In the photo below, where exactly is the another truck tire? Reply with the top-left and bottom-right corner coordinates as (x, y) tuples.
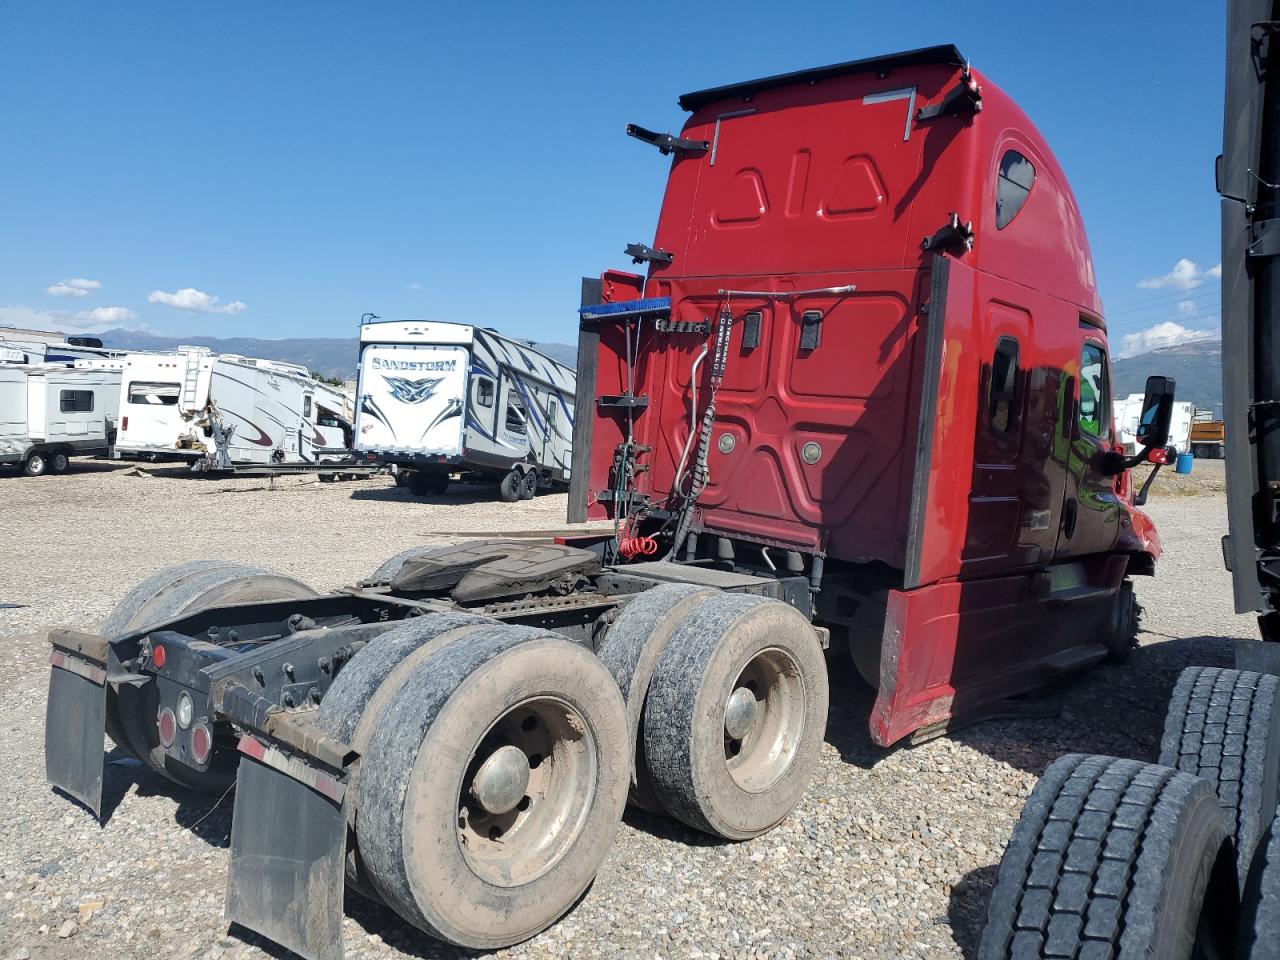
(1237, 813), (1280, 960)
(520, 469), (539, 500)
(498, 468), (523, 503)
(641, 593), (829, 839)
(104, 562), (318, 791)
(354, 625), (628, 948)
(49, 450), (70, 474)
(978, 754), (1237, 960)
(23, 451), (47, 476)
(1159, 666), (1280, 885)
(595, 583), (716, 811)
(1104, 580), (1140, 663)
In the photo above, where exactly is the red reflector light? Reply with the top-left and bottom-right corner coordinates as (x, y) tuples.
(190, 722), (212, 765)
(151, 643), (166, 669)
(121, 416), (129, 431)
(157, 707), (177, 747)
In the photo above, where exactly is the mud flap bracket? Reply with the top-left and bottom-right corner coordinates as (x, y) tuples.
(45, 634), (109, 817)
(225, 733), (351, 960)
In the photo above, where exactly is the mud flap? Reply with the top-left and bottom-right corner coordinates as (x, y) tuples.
(45, 646), (108, 817)
(225, 735), (347, 960)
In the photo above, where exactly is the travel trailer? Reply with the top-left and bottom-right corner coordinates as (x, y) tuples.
(355, 319), (575, 499)
(114, 347), (353, 470)
(1114, 393), (1194, 454)
(0, 326), (125, 366)
(0, 363), (121, 475)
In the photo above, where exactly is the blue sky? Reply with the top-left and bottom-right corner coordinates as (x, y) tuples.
(0, 2), (1224, 356)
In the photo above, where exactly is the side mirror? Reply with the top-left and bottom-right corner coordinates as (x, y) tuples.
(1136, 375), (1176, 449)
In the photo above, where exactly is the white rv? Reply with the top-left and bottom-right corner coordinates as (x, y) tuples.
(1114, 393), (1195, 455)
(0, 327), (124, 366)
(115, 348), (354, 470)
(355, 320), (575, 499)
(0, 364), (121, 476)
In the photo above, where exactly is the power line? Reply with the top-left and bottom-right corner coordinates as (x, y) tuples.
(1105, 281), (1222, 316)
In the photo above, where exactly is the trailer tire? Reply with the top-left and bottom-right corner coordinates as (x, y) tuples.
(22, 451), (46, 477)
(519, 469), (539, 500)
(1159, 666), (1280, 886)
(978, 754), (1237, 960)
(1104, 579), (1140, 663)
(355, 625), (628, 948)
(498, 468), (523, 503)
(641, 593), (829, 839)
(394, 469), (410, 487)
(365, 542), (456, 585)
(594, 584), (717, 812)
(1237, 814), (1280, 959)
(49, 449), (70, 474)
(106, 563), (318, 792)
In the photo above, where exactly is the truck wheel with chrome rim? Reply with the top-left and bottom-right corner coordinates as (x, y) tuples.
(641, 592), (829, 840)
(353, 625), (628, 948)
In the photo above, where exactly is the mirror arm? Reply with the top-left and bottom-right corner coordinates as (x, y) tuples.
(1133, 462), (1162, 507)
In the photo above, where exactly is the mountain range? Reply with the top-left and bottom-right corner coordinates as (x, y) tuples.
(95, 328), (577, 380)
(1113, 338), (1222, 416)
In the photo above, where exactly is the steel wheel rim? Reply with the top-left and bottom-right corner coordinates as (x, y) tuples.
(29, 454), (44, 472)
(456, 695), (597, 886)
(723, 647), (805, 793)
(53, 453), (68, 471)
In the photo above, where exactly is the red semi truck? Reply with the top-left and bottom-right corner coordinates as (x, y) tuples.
(43, 45), (1179, 960)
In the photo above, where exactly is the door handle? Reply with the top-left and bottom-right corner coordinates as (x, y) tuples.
(1063, 498), (1079, 538)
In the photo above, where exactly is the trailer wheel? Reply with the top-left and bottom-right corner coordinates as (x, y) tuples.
(22, 451), (47, 476)
(641, 593), (829, 839)
(49, 450), (70, 474)
(519, 469), (539, 500)
(595, 584), (717, 812)
(365, 542), (456, 585)
(105, 562), (318, 791)
(1159, 666), (1280, 886)
(354, 625), (628, 948)
(978, 754), (1237, 960)
(393, 469), (410, 487)
(1237, 813), (1280, 959)
(1104, 579), (1141, 663)
(498, 468), (523, 503)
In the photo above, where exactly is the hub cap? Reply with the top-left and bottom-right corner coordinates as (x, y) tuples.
(723, 647), (806, 793)
(470, 744), (531, 816)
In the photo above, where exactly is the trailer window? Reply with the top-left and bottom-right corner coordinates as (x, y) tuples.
(988, 338), (1019, 432)
(505, 393), (527, 436)
(303, 394), (313, 418)
(1079, 343), (1109, 439)
(128, 382), (180, 405)
(996, 150), (1035, 229)
(59, 389), (94, 413)
(475, 376), (495, 408)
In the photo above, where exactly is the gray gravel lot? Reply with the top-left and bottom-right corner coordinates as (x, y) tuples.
(0, 461), (1255, 960)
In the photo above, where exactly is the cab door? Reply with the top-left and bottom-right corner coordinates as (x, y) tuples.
(1054, 331), (1122, 558)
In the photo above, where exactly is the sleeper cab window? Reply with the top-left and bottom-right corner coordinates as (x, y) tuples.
(988, 337), (1019, 432)
(995, 150), (1035, 229)
(59, 389), (94, 413)
(1079, 342), (1110, 439)
(475, 376), (495, 408)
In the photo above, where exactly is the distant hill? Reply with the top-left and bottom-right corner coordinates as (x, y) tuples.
(96, 328), (576, 380)
(1113, 339), (1222, 417)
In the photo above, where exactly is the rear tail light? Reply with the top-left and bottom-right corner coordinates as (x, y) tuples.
(121, 416), (128, 431)
(190, 722), (212, 765)
(157, 707), (177, 747)
(151, 643), (166, 669)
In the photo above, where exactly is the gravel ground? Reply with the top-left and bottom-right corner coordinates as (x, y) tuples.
(0, 462), (1258, 960)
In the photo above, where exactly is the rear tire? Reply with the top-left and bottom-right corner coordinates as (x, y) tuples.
(641, 593), (829, 839)
(595, 584), (716, 812)
(1104, 579), (1140, 663)
(978, 754), (1237, 960)
(49, 450), (70, 474)
(1237, 813), (1280, 959)
(23, 451), (46, 477)
(410, 471), (449, 496)
(1160, 666), (1280, 885)
(498, 468), (523, 503)
(519, 469), (539, 500)
(354, 626), (628, 948)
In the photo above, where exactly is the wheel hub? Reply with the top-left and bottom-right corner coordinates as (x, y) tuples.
(724, 686), (759, 741)
(470, 744), (531, 816)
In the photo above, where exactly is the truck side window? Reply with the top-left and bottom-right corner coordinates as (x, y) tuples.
(996, 150), (1035, 229)
(505, 393), (527, 435)
(475, 377), (495, 408)
(59, 389), (94, 413)
(1079, 343), (1109, 439)
(988, 337), (1018, 432)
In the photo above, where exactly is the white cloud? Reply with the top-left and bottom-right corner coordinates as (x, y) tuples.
(1138, 258), (1220, 291)
(0, 302), (140, 334)
(1177, 300), (1197, 316)
(45, 277), (102, 298)
(76, 306), (136, 325)
(1118, 321), (1216, 358)
(148, 287), (246, 315)
(407, 281), (423, 292)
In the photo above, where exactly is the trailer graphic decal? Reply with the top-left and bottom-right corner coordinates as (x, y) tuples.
(219, 409), (275, 447)
(360, 396), (397, 441)
(382, 375), (445, 405)
(420, 399), (463, 442)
